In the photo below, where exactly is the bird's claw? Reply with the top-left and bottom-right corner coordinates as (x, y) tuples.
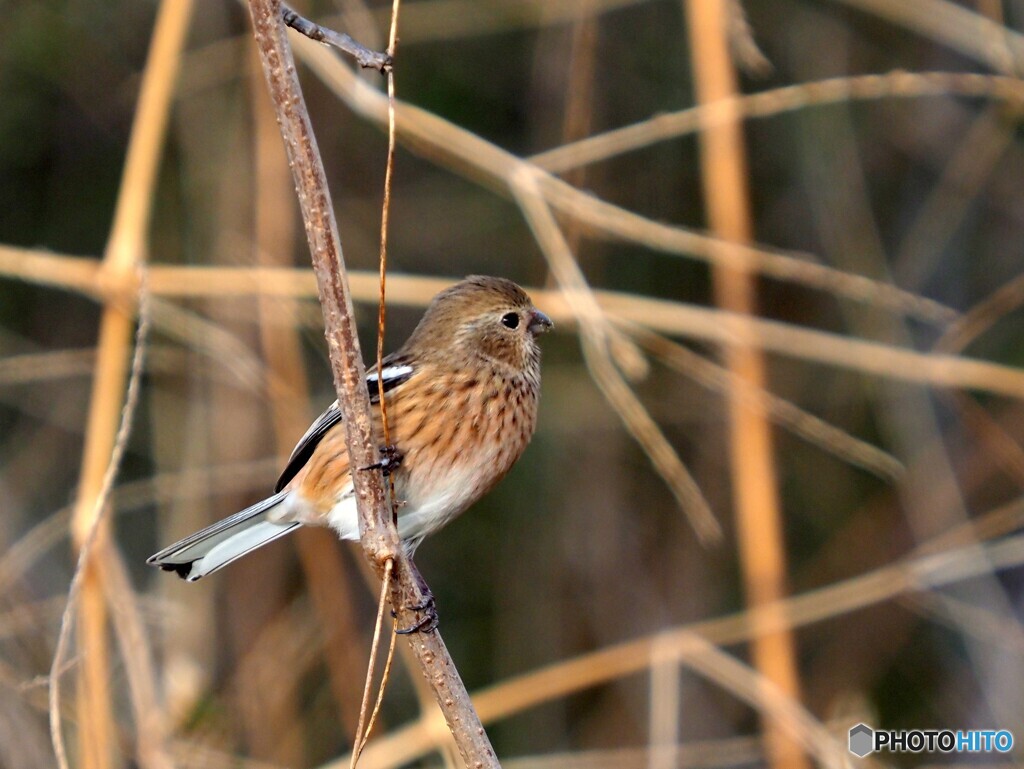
(360, 445), (404, 477)
(392, 594), (438, 634)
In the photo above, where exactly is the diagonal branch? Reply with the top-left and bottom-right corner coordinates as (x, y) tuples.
(245, 1), (499, 766)
(282, 3), (392, 72)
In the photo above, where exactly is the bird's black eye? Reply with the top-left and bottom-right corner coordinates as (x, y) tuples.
(501, 312), (520, 329)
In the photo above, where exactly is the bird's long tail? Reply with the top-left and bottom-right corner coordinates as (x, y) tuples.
(147, 492), (299, 582)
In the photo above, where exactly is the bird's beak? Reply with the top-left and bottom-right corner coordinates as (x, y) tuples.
(528, 309), (554, 336)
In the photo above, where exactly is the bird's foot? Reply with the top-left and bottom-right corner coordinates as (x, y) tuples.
(360, 445), (404, 477)
(393, 593), (438, 635)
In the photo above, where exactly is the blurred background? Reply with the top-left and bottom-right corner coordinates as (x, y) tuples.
(2, 0), (1024, 767)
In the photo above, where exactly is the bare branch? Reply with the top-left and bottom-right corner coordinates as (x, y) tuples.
(282, 3), (392, 72)
(245, 1), (499, 765)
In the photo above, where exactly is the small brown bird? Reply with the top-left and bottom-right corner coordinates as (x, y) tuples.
(148, 276), (552, 583)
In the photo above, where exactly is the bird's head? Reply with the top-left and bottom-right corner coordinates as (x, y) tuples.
(407, 275), (553, 374)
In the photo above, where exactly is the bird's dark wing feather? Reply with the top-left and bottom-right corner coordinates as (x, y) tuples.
(274, 355), (415, 492)
(275, 401), (343, 492)
(367, 355), (414, 404)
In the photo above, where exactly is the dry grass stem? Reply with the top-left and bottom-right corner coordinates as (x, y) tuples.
(352, 3), (404, 761)
(0, 245), (102, 297)
(894, 107), (1018, 289)
(627, 325), (904, 481)
(375, 0), (401, 485)
(101, 539), (173, 769)
(726, 0), (772, 77)
(7, 251), (1024, 398)
(647, 637), (681, 769)
(1, 232), (956, 330)
(511, 166), (721, 542)
(49, 0), (193, 765)
(360, 625), (399, 764)
(50, 284), (153, 769)
(531, 70), (1024, 174)
(587, 292), (1024, 399)
(905, 591), (1024, 654)
(684, 3), (807, 766)
(351, 559), (395, 767)
(673, 636), (847, 768)
(0, 349), (97, 386)
(935, 272), (1024, 355)
(0, 459), (280, 598)
(553, 0), (599, 260)
(830, 0), (1024, 73)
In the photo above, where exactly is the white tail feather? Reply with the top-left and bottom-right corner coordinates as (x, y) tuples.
(186, 520), (299, 581)
(148, 492), (300, 581)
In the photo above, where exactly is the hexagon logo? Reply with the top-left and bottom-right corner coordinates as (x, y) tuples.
(849, 723), (874, 758)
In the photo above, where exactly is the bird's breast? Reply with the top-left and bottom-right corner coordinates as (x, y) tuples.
(387, 370), (539, 539)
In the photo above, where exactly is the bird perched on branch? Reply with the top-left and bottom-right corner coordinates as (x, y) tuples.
(148, 276), (553, 586)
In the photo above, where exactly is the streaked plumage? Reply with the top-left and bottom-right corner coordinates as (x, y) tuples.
(148, 276), (552, 581)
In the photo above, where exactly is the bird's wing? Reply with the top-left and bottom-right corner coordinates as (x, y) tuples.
(275, 400), (344, 492)
(366, 356), (415, 405)
(274, 356), (415, 492)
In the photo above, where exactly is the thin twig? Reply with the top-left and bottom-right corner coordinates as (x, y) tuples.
(375, 0), (401, 499)
(282, 3), (392, 72)
(352, 559), (394, 767)
(355, 1), (403, 762)
(49, 277), (151, 769)
(101, 531), (174, 769)
(726, 0), (772, 77)
(360, 620), (399, 757)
